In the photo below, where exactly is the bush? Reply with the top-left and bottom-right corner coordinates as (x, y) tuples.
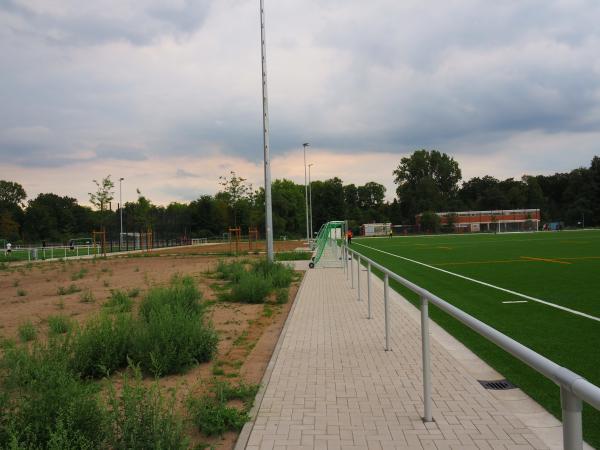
(215, 260), (246, 283)
(0, 341), (105, 448)
(104, 290), (133, 313)
(104, 366), (189, 450)
(252, 260), (293, 289)
(57, 284), (81, 296)
(139, 274), (203, 321)
(18, 321), (37, 342)
(188, 397), (248, 437)
(70, 313), (135, 378)
(228, 271), (272, 304)
(47, 315), (73, 335)
(187, 381), (258, 437)
(133, 303), (217, 377)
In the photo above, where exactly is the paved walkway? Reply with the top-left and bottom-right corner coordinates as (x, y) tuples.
(242, 262), (552, 449)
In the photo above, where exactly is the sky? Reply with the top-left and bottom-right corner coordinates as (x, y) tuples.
(1, 0), (600, 206)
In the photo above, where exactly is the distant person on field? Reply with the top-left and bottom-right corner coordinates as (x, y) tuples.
(6, 242), (12, 254)
(389, 229), (393, 238)
(347, 230), (353, 245)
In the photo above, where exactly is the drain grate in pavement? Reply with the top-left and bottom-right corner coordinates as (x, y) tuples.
(478, 379), (517, 390)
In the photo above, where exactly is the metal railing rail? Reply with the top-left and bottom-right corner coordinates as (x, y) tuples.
(342, 244), (600, 450)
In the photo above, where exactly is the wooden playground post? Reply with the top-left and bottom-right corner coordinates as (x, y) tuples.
(248, 226), (259, 251)
(92, 229), (107, 257)
(228, 227), (241, 255)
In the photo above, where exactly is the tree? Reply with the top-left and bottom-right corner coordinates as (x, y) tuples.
(419, 211), (441, 233)
(393, 150), (462, 221)
(0, 180), (26, 208)
(218, 171), (253, 226)
(357, 182), (386, 209)
(88, 176), (115, 212)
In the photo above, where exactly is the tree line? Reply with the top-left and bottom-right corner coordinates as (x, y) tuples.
(1, 151), (599, 243)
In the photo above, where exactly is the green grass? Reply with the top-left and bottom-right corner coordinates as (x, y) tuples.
(47, 315), (74, 335)
(103, 290), (134, 313)
(353, 230), (600, 447)
(275, 251), (312, 261)
(17, 321), (37, 342)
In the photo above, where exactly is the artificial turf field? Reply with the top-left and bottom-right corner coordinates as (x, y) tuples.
(353, 230), (600, 447)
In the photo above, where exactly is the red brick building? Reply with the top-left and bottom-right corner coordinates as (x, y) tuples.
(416, 209), (541, 232)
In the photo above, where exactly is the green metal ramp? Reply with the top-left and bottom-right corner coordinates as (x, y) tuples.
(309, 221), (346, 268)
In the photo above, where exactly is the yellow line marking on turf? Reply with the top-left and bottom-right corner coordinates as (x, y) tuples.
(520, 256), (571, 265)
(437, 246), (453, 250)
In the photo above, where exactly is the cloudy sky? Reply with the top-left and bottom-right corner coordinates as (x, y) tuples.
(1, 0), (600, 205)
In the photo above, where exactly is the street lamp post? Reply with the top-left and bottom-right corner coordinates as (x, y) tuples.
(308, 163), (314, 243)
(303, 143), (310, 244)
(119, 177), (124, 250)
(260, 0), (274, 262)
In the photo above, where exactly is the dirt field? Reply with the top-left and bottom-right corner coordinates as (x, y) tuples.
(0, 244), (304, 448)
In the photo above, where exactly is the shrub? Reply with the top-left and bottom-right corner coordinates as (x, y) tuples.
(127, 287), (140, 298)
(252, 259), (294, 288)
(104, 366), (188, 450)
(70, 313), (135, 378)
(47, 315), (73, 335)
(16, 288), (26, 297)
(187, 381), (258, 437)
(276, 288), (289, 304)
(188, 397), (248, 437)
(18, 321), (37, 342)
(215, 260), (246, 283)
(132, 303), (218, 376)
(228, 271), (272, 304)
(104, 290), (133, 313)
(138, 274), (203, 321)
(0, 341), (105, 448)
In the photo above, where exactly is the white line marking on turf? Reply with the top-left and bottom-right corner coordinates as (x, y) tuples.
(502, 301), (528, 304)
(353, 242), (600, 323)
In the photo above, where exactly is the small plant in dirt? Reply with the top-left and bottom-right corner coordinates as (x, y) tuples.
(55, 299), (65, 310)
(13, 279), (19, 287)
(215, 260), (246, 282)
(276, 288), (289, 304)
(71, 268), (88, 281)
(187, 380), (259, 437)
(263, 304), (273, 318)
(0, 262), (8, 271)
(16, 288), (26, 297)
(79, 289), (95, 303)
(57, 284), (81, 296)
(103, 290), (133, 313)
(103, 280), (110, 287)
(104, 365), (189, 449)
(127, 287), (140, 298)
(18, 321), (37, 342)
(47, 315), (74, 335)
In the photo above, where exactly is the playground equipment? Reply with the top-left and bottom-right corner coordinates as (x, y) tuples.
(309, 221), (346, 269)
(92, 230), (107, 257)
(228, 227), (241, 254)
(248, 227), (259, 251)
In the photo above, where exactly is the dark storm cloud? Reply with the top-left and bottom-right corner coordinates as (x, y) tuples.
(1, 0), (600, 180)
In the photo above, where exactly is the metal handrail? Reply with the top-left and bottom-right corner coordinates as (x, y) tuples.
(342, 243), (600, 450)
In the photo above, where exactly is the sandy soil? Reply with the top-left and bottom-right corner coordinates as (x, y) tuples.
(0, 249), (302, 449)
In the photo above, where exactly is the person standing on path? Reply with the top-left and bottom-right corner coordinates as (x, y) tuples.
(347, 230), (353, 245)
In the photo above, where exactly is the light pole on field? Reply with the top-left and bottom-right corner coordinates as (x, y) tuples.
(119, 177), (124, 250)
(308, 163), (314, 243)
(303, 142), (310, 244)
(260, 0), (274, 262)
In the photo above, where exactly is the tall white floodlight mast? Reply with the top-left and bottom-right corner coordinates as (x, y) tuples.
(303, 143), (310, 243)
(260, 0), (274, 262)
(308, 163), (314, 241)
(119, 177), (124, 250)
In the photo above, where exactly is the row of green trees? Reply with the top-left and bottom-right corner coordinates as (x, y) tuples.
(1, 152), (599, 243)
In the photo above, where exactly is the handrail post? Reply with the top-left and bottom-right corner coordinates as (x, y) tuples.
(367, 262), (372, 319)
(357, 255), (361, 301)
(384, 273), (390, 351)
(561, 387), (583, 450)
(421, 296), (433, 422)
(350, 252), (354, 289)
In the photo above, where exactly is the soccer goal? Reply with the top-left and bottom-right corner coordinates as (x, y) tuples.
(191, 238), (209, 245)
(309, 220), (346, 268)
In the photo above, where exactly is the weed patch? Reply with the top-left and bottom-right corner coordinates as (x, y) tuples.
(104, 290), (133, 313)
(47, 315), (73, 335)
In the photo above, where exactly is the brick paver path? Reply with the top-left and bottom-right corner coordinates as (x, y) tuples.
(244, 264), (547, 449)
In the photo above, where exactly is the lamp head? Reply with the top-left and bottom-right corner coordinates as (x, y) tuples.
(303, 142), (310, 148)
